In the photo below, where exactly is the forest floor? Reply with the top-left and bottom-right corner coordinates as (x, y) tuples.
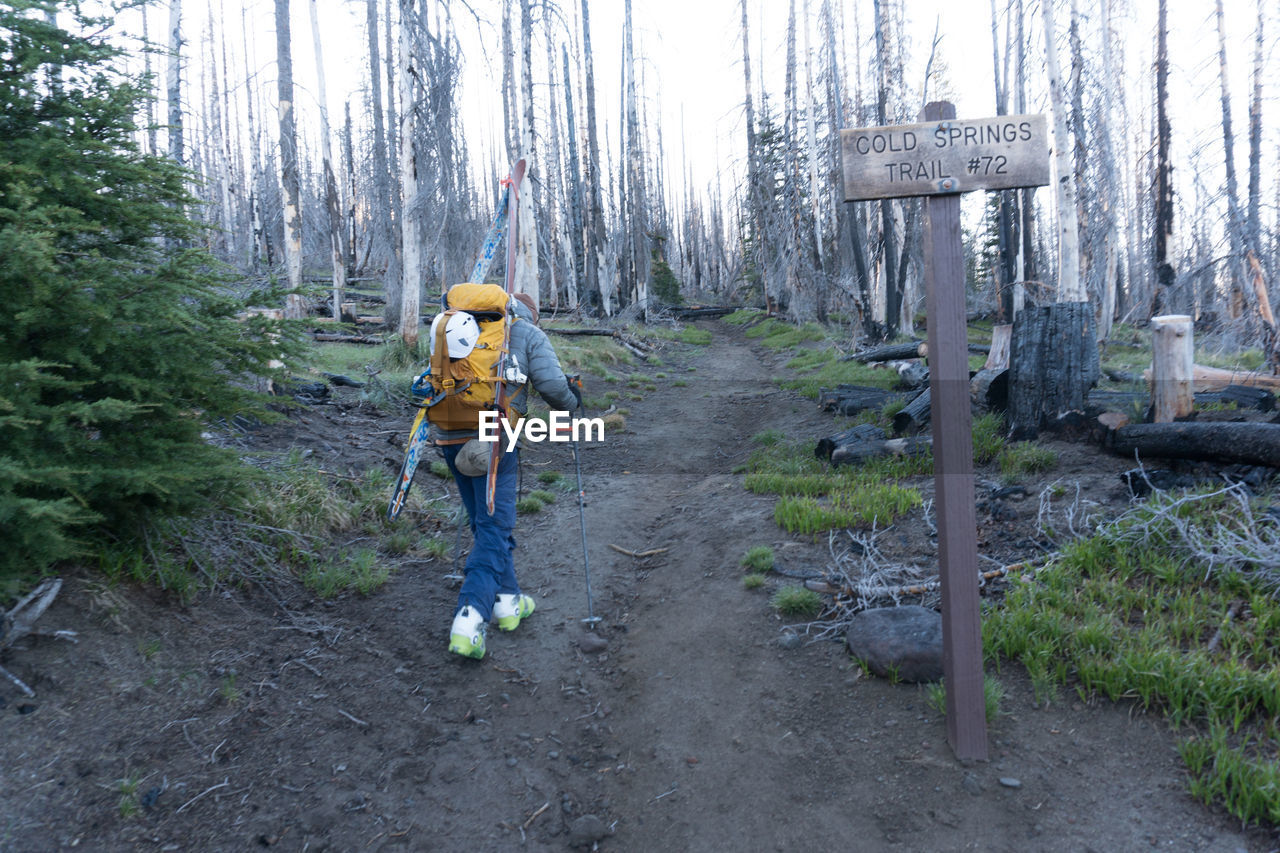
(1, 319), (1277, 852)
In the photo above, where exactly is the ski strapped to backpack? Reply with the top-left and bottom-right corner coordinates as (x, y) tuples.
(485, 157), (526, 515)
(386, 159), (527, 521)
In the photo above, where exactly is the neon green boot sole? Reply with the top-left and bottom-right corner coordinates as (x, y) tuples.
(494, 594), (536, 631)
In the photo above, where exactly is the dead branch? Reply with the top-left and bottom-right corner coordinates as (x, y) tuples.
(1206, 600), (1245, 653)
(608, 544), (669, 558)
(0, 663), (35, 697)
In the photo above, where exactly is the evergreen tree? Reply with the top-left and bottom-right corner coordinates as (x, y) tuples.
(0, 1), (291, 585)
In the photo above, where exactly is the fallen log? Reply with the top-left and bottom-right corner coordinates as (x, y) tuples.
(831, 436), (932, 467)
(543, 326), (653, 358)
(892, 389), (931, 434)
(970, 368), (1008, 412)
(1104, 366), (1146, 384)
(1107, 422), (1280, 467)
(890, 361), (929, 389)
(818, 386), (905, 416)
(844, 340), (926, 363)
(312, 332), (383, 345)
(815, 424), (887, 460)
(669, 306), (737, 319)
(1087, 385), (1276, 415)
(1215, 384), (1276, 412)
(1142, 363), (1280, 392)
(544, 327), (620, 336)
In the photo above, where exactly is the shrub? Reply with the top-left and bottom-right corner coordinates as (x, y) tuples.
(740, 545), (775, 573)
(770, 585), (823, 618)
(0, 5), (292, 588)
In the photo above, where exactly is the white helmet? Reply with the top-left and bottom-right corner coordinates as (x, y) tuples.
(429, 311), (480, 359)
(454, 438), (490, 477)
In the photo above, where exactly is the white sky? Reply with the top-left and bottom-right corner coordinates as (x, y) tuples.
(95, 0), (1276, 236)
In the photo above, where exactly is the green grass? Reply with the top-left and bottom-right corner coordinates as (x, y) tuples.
(998, 442), (1058, 481)
(971, 412), (1006, 464)
(95, 453), (440, 603)
(779, 349), (898, 399)
(742, 439), (927, 533)
(744, 318), (827, 352)
(743, 573), (767, 590)
(303, 340), (380, 379)
(516, 496), (546, 514)
(723, 308), (766, 325)
(774, 487), (922, 534)
(770, 585), (823, 618)
(537, 470), (565, 486)
(926, 674), (1006, 723)
(420, 536), (450, 560)
(115, 771), (143, 819)
(740, 545), (775, 573)
(984, 486), (1280, 826)
(528, 489), (557, 504)
(302, 547), (390, 597)
(546, 329), (634, 377)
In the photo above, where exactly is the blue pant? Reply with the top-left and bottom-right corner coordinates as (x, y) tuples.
(440, 442), (520, 622)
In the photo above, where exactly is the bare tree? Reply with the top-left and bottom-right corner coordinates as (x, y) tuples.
(623, 0), (648, 316)
(1246, 0), (1263, 257)
(274, 0), (305, 318)
(309, 0), (346, 322)
(1043, 0), (1084, 303)
(366, 0), (394, 313)
(166, 0), (183, 166)
(580, 0), (604, 311)
(514, 0), (538, 304)
(1150, 0), (1176, 317)
(397, 0), (421, 344)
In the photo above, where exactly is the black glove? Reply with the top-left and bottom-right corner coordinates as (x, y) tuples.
(567, 376), (583, 410)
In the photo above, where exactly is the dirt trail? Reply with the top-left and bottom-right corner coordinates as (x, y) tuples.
(0, 320), (1272, 852)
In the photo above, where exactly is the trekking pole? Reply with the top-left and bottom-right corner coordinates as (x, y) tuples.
(568, 376), (601, 627)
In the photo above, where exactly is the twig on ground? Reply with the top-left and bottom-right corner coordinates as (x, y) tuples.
(0, 664), (35, 697)
(608, 544), (670, 558)
(1207, 600), (1246, 653)
(651, 784), (679, 802)
(175, 779), (229, 814)
(522, 802), (550, 829)
(337, 708), (369, 727)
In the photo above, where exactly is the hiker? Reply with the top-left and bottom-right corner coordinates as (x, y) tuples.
(426, 284), (581, 660)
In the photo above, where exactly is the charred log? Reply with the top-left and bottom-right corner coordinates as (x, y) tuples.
(892, 389), (931, 435)
(1107, 422), (1280, 467)
(831, 436), (933, 467)
(815, 424), (887, 460)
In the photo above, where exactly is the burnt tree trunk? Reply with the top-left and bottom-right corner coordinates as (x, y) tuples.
(1007, 303), (1100, 438)
(1108, 422), (1280, 467)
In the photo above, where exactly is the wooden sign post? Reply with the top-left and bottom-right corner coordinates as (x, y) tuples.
(841, 101), (1050, 761)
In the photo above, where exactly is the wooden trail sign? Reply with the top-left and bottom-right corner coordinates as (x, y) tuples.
(841, 114), (1048, 201)
(841, 102), (1049, 762)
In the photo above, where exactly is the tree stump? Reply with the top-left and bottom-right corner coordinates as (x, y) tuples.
(1007, 302), (1101, 438)
(1150, 314), (1193, 422)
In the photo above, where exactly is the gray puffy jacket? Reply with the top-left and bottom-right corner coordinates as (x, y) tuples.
(429, 301), (578, 444)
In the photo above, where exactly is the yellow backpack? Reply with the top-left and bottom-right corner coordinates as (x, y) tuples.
(424, 283), (523, 432)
